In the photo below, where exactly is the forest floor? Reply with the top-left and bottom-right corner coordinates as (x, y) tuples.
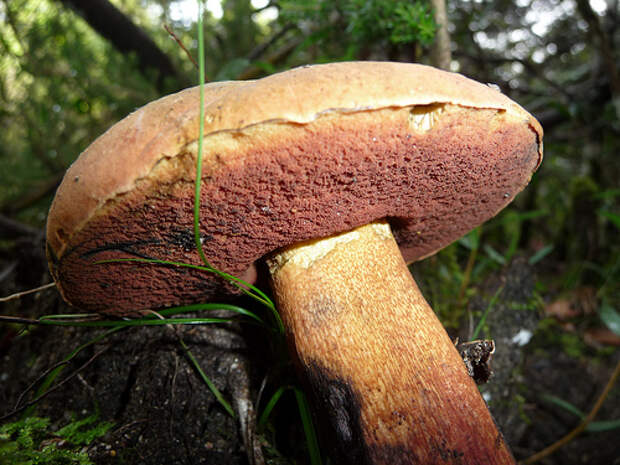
(1, 234), (619, 465)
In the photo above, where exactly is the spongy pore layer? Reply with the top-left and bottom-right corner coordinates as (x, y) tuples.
(49, 103), (540, 313)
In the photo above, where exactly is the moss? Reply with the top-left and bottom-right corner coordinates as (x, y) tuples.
(558, 332), (589, 358)
(412, 242), (467, 329)
(532, 319), (589, 359)
(0, 414), (112, 465)
(508, 292), (545, 313)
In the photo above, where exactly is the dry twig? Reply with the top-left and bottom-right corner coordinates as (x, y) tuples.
(0, 282), (56, 303)
(164, 23), (200, 72)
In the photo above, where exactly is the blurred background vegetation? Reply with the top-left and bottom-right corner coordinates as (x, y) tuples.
(1, 0), (619, 463)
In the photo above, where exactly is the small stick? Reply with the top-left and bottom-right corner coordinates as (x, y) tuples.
(164, 23), (201, 73)
(0, 282), (56, 302)
(0, 315), (42, 325)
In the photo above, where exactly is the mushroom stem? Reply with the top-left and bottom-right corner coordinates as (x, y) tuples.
(267, 221), (515, 465)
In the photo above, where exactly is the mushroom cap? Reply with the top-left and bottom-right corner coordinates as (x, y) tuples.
(46, 61), (543, 314)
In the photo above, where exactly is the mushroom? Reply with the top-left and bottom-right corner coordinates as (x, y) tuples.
(46, 62), (543, 464)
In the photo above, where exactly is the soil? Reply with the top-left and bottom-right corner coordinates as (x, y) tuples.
(1, 235), (619, 465)
(462, 258), (620, 465)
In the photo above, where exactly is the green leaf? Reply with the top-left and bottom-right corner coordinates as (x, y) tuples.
(541, 394), (620, 432)
(251, 60), (276, 74)
(23, 327), (124, 419)
(585, 419), (620, 432)
(458, 227), (481, 251)
(178, 337), (235, 417)
(600, 302), (620, 336)
(214, 57), (251, 81)
(528, 245), (554, 265)
(541, 394), (584, 418)
(597, 209), (620, 230)
(498, 209), (548, 224)
(471, 286), (504, 340)
(594, 188), (620, 200)
(483, 244), (507, 265)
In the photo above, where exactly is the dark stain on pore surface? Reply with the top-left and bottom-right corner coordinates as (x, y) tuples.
(167, 228), (213, 251)
(79, 239), (161, 259)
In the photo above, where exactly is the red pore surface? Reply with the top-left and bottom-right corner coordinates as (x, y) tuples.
(50, 105), (540, 314)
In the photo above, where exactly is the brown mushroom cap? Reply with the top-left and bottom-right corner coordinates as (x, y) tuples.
(46, 61), (543, 313)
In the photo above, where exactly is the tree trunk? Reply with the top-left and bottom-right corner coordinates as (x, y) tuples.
(58, 0), (185, 92)
(430, 0), (452, 71)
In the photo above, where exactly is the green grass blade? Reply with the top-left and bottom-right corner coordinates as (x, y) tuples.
(194, 0), (210, 268)
(95, 258), (280, 318)
(23, 327), (123, 418)
(294, 387), (322, 465)
(498, 209), (548, 224)
(178, 336), (235, 417)
(38, 313), (100, 320)
(257, 385), (290, 430)
(156, 303), (266, 325)
(483, 244), (507, 265)
(37, 304), (266, 328)
(176, 1), (236, 420)
(541, 393), (620, 432)
(541, 394), (585, 418)
(584, 419), (620, 432)
(528, 244), (554, 265)
(192, 0), (283, 333)
(38, 317), (246, 328)
(471, 285), (504, 340)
